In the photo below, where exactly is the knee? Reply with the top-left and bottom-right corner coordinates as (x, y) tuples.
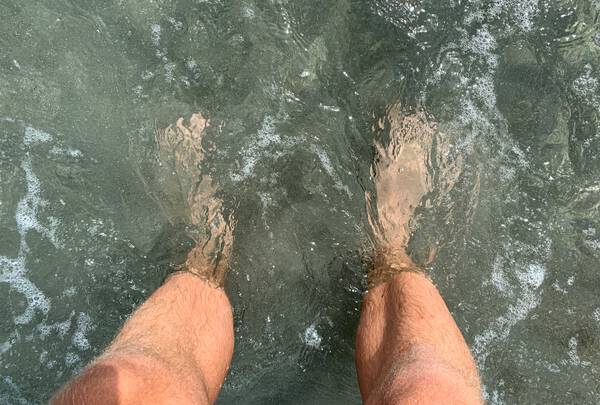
(104, 357), (211, 405)
(365, 365), (482, 405)
(52, 356), (211, 405)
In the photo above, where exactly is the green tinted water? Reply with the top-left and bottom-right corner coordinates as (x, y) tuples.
(1, 0), (600, 403)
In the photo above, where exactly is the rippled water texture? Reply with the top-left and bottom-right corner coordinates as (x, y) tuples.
(2, 0), (600, 403)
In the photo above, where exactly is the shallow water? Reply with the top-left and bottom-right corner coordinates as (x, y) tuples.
(1, 0), (600, 403)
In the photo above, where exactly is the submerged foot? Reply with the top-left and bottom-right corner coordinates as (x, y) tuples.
(367, 105), (435, 287)
(157, 114), (235, 288)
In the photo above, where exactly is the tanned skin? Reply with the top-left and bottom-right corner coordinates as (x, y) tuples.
(355, 268), (482, 404)
(51, 273), (233, 405)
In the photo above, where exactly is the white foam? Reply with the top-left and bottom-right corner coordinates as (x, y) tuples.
(573, 65), (600, 114)
(133, 85), (144, 97)
(257, 116), (281, 147)
(148, 23), (181, 84)
(185, 58), (197, 70)
(232, 115), (294, 182)
(141, 70), (155, 80)
(371, 0), (430, 41)
(310, 145), (352, 198)
(0, 256), (50, 325)
(164, 62), (176, 82)
(17, 158), (59, 247)
(302, 324), (321, 349)
(472, 76), (497, 111)
(49, 146), (83, 158)
(23, 127), (52, 145)
(515, 263), (545, 289)
(473, 262), (546, 366)
(319, 103), (341, 112)
(490, 256), (510, 294)
(37, 315), (73, 339)
(564, 336), (591, 367)
(2, 161), (53, 323)
(62, 286), (77, 297)
(72, 312), (94, 351)
(234, 154), (258, 181)
(552, 280), (567, 294)
(0, 126), (61, 326)
(150, 24), (161, 46)
(567, 337), (580, 365)
(166, 17), (183, 31)
(64, 352), (80, 366)
(1, 376), (24, 400)
(436, 23), (500, 153)
(593, 308), (600, 322)
(465, 27), (498, 67)
(490, 0), (539, 32)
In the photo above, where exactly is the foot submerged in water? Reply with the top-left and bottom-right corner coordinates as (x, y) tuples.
(366, 105), (435, 287)
(157, 113), (235, 288)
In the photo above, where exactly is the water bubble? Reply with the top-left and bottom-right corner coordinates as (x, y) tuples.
(302, 324), (321, 349)
(150, 24), (161, 46)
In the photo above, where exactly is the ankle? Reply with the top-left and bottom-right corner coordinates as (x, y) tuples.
(368, 250), (427, 289)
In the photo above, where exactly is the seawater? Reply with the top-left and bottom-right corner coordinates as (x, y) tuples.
(1, 0), (600, 404)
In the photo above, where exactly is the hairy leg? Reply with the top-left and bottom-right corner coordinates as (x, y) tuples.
(356, 268), (481, 404)
(357, 107), (481, 404)
(52, 273), (233, 405)
(53, 114), (235, 404)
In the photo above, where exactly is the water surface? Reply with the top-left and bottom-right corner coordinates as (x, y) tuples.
(1, 0), (600, 403)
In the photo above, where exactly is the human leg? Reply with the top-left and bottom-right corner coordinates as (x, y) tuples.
(52, 114), (235, 405)
(356, 264), (481, 404)
(356, 107), (481, 404)
(51, 273), (234, 405)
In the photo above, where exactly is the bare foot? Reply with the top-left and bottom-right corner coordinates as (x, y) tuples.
(367, 105), (435, 287)
(157, 114), (235, 288)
